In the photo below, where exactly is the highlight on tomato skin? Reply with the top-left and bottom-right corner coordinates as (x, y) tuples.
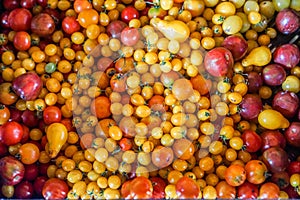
(0, 0), (300, 199)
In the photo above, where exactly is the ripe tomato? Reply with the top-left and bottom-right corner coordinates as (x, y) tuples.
(190, 74), (212, 95)
(8, 8), (32, 31)
(216, 181), (236, 199)
(120, 27), (140, 46)
(42, 178), (69, 199)
(150, 177), (166, 199)
(73, 0), (92, 13)
(110, 73), (127, 92)
(0, 83), (18, 105)
(43, 106), (62, 125)
(91, 96), (112, 119)
(0, 105), (10, 125)
(120, 180), (132, 198)
(62, 16), (81, 35)
(241, 130), (262, 153)
(245, 160), (268, 184)
(19, 143), (40, 165)
(172, 138), (195, 160)
(237, 181), (259, 199)
(151, 145), (174, 168)
(175, 176), (200, 198)
(259, 182), (280, 199)
(77, 9), (99, 28)
(130, 176), (153, 199)
(2, 121), (24, 146)
(224, 164), (247, 186)
(121, 6), (139, 23)
(119, 138), (133, 151)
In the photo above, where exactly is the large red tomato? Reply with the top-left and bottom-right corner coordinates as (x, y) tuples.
(13, 31), (31, 51)
(241, 130), (262, 153)
(2, 121), (24, 146)
(42, 178), (69, 199)
(175, 176), (200, 198)
(43, 106), (62, 125)
(121, 6), (139, 23)
(62, 16), (81, 35)
(8, 8), (32, 31)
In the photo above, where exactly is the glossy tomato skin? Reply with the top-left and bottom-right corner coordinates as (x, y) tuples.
(216, 181), (236, 199)
(237, 181), (259, 199)
(245, 160), (268, 184)
(271, 171), (290, 189)
(14, 180), (34, 199)
(121, 6), (139, 23)
(260, 130), (286, 151)
(12, 72), (43, 101)
(120, 27), (140, 46)
(24, 164), (39, 181)
(175, 176), (200, 198)
(0, 11), (11, 29)
(13, 31), (31, 51)
(0, 156), (25, 185)
(20, 0), (36, 9)
(262, 147), (289, 173)
(33, 176), (47, 197)
(287, 161), (300, 175)
(42, 178), (69, 199)
(130, 176), (153, 199)
(21, 110), (38, 128)
(3, 0), (20, 10)
(62, 16), (81, 35)
(43, 106), (62, 125)
(241, 130), (262, 153)
(8, 8), (32, 31)
(150, 177), (166, 199)
(2, 121), (23, 146)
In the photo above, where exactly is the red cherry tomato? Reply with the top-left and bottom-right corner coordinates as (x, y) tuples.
(43, 106), (62, 125)
(42, 178), (68, 199)
(62, 16), (81, 35)
(130, 176), (153, 199)
(13, 31), (31, 51)
(237, 181), (259, 199)
(150, 177), (166, 199)
(8, 8), (32, 31)
(2, 121), (24, 146)
(241, 130), (262, 153)
(121, 6), (139, 23)
(121, 27), (140, 46)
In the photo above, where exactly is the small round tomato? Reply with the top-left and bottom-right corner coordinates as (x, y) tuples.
(119, 138), (133, 151)
(259, 182), (280, 199)
(2, 121), (24, 146)
(225, 164), (247, 186)
(216, 181), (236, 199)
(130, 176), (153, 199)
(0, 105), (10, 125)
(90, 96), (112, 119)
(245, 160), (268, 184)
(19, 143), (40, 165)
(121, 6), (139, 23)
(77, 9), (99, 28)
(43, 106), (62, 125)
(237, 181), (259, 199)
(110, 73), (127, 92)
(150, 177), (166, 199)
(172, 138), (195, 160)
(241, 130), (262, 153)
(175, 176), (200, 198)
(8, 8), (32, 31)
(13, 31), (31, 51)
(121, 27), (140, 46)
(62, 16), (81, 35)
(42, 178), (69, 199)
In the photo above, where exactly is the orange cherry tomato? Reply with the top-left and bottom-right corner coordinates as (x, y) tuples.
(224, 164), (247, 186)
(18, 143), (40, 165)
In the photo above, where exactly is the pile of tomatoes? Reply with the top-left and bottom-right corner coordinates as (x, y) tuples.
(0, 0), (300, 199)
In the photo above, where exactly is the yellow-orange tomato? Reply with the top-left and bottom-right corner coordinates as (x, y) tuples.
(46, 123), (68, 158)
(77, 9), (99, 28)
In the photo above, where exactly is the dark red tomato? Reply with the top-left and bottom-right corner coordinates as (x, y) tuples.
(2, 121), (23, 146)
(13, 31), (31, 51)
(21, 110), (38, 128)
(20, 0), (36, 9)
(237, 181), (259, 199)
(33, 176), (47, 197)
(62, 16), (81, 35)
(0, 156), (25, 186)
(24, 164), (39, 181)
(9, 108), (22, 122)
(241, 130), (262, 153)
(287, 161), (300, 175)
(0, 11), (11, 29)
(176, 176), (200, 198)
(43, 106), (62, 125)
(42, 178), (68, 199)
(8, 8), (32, 31)
(283, 185), (300, 199)
(271, 171), (289, 189)
(15, 181), (34, 199)
(110, 73), (127, 92)
(150, 177), (166, 199)
(0, 142), (7, 157)
(260, 130), (286, 151)
(130, 176), (153, 199)
(119, 137), (133, 151)
(20, 124), (29, 143)
(36, 0), (47, 7)
(121, 6), (139, 23)
(3, 0), (20, 10)
(38, 163), (49, 176)
(121, 27), (140, 46)
(60, 118), (74, 132)
(262, 147), (289, 173)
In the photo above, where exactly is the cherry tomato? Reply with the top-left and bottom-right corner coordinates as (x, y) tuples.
(91, 96), (112, 119)
(8, 8), (32, 31)
(119, 138), (133, 151)
(62, 16), (81, 35)
(0, 105), (10, 125)
(43, 106), (62, 125)
(241, 130), (262, 153)
(245, 160), (268, 184)
(2, 121), (24, 146)
(259, 182), (280, 199)
(121, 6), (139, 23)
(42, 178), (69, 199)
(110, 73), (127, 92)
(224, 164), (247, 186)
(121, 27), (140, 46)
(216, 181), (236, 199)
(150, 177), (166, 199)
(19, 143), (40, 165)
(237, 181), (259, 199)
(175, 176), (200, 198)
(130, 176), (153, 199)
